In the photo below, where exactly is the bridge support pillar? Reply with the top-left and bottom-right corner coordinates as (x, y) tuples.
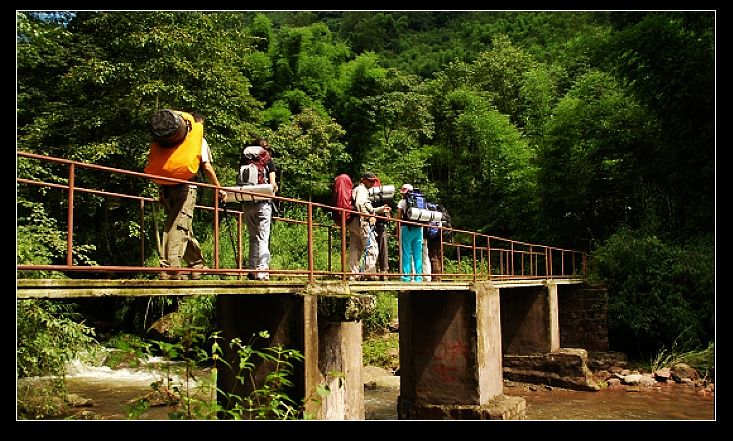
(397, 281), (526, 420)
(215, 286), (375, 420)
(500, 282), (560, 354)
(215, 292), (319, 419)
(314, 287), (375, 420)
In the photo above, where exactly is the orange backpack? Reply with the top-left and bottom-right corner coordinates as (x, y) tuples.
(144, 111), (203, 185)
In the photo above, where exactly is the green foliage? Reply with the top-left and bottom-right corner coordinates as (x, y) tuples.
(17, 300), (99, 378)
(588, 228), (714, 359)
(361, 292), (399, 369)
(649, 340), (715, 378)
(17, 377), (68, 420)
(122, 329), (336, 420)
(362, 292), (397, 337)
(538, 69), (651, 247)
(362, 333), (399, 370)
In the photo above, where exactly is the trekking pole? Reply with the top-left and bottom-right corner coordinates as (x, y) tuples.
(221, 201), (239, 269)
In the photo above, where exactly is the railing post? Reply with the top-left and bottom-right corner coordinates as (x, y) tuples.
(213, 188), (220, 270)
(438, 228), (445, 280)
(140, 199), (145, 266)
(472, 232), (477, 282)
(529, 245), (533, 277)
(66, 163), (75, 266)
(486, 236), (492, 280)
(561, 250), (565, 277)
(510, 241), (515, 276)
(341, 209), (347, 281)
(307, 202), (314, 283)
(237, 212), (243, 278)
(582, 252), (587, 278)
(327, 225), (333, 273)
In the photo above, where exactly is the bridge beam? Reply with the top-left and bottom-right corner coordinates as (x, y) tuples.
(396, 281), (526, 420)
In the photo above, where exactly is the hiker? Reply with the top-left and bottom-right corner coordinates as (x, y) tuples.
(371, 175), (392, 280)
(396, 183), (423, 282)
(426, 204), (452, 281)
(348, 172), (391, 280)
(238, 137), (279, 280)
(145, 109), (226, 280)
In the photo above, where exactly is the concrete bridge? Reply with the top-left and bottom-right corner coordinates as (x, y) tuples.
(16, 151), (605, 420)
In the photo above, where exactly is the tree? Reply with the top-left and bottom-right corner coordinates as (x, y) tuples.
(538, 70), (653, 249)
(599, 12), (715, 239)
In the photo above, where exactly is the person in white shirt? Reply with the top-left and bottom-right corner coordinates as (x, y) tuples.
(348, 172), (390, 280)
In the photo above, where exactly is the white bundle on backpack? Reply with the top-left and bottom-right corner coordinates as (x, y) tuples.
(224, 184), (274, 203)
(368, 185), (395, 203)
(407, 207), (442, 222)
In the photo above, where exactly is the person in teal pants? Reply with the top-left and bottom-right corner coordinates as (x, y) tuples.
(396, 184), (423, 282)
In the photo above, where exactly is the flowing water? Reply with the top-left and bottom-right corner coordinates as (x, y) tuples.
(27, 360), (715, 421)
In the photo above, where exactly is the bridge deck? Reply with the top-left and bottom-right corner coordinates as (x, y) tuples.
(16, 277), (585, 299)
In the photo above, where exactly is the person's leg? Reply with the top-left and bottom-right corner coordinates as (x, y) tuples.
(161, 184), (190, 279)
(243, 202), (259, 279)
(253, 202), (272, 280)
(413, 227), (423, 282)
(400, 225), (412, 282)
(364, 228), (379, 276)
(376, 224), (389, 279)
(428, 237), (442, 281)
(348, 218), (365, 278)
(422, 234), (431, 281)
(181, 187), (206, 277)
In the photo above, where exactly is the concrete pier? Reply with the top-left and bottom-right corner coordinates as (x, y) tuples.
(397, 281), (526, 420)
(215, 285), (374, 420)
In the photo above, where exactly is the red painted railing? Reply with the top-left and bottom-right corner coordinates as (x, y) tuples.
(16, 151), (586, 283)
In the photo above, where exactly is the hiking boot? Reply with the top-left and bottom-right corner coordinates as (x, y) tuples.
(190, 265), (209, 280)
(159, 270), (186, 280)
(247, 272), (257, 281)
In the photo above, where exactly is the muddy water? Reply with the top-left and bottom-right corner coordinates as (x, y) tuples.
(52, 362), (715, 421)
(364, 381), (715, 420)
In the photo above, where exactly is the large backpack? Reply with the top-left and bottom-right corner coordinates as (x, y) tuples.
(426, 203), (451, 239)
(145, 110), (203, 185)
(426, 202), (441, 238)
(402, 188), (426, 219)
(237, 145), (271, 186)
(332, 174), (355, 225)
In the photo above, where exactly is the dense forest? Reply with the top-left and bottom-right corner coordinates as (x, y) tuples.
(17, 11), (714, 364)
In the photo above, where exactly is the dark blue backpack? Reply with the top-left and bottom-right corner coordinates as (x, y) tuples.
(402, 189), (426, 220)
(426, 202), (440, 238)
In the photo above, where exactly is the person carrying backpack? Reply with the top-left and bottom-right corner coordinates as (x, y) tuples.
(145, 109), (226, 280)
(396, 183), (424, 282)
(426, 203), (452, 281)
(370, 175), (392, 280)
(348, 172), (391, 280)
(237, 137), (279, 281)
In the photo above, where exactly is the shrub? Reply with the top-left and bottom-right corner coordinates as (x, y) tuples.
(588, 228), (714, 360)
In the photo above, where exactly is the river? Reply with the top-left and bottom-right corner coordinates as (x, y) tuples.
(35, 361), (715, 421)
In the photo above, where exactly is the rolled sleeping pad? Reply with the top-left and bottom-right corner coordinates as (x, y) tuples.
(224, 184), (274, 203)
(368, 185), (395, 203)
(406, 207), (442, 222)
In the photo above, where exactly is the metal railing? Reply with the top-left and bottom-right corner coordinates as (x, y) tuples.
(16, 151), (586, 283)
